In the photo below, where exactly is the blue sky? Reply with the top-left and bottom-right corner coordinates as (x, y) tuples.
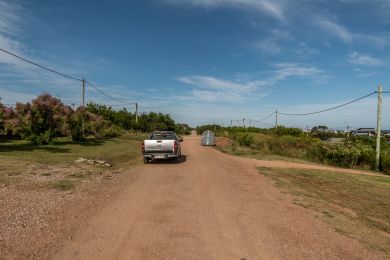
(0, 0), (389, 128)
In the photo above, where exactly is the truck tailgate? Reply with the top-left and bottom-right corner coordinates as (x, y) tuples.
(144, 140), (175, 153)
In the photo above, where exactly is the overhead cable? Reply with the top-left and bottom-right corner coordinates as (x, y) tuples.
(257, 111), (276, 122)
(278, 92), (376, 116)
(0, 47), (83, 82)
(85, 80), (136, 105)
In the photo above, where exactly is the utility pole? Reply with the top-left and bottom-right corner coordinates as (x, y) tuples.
(82, 79), (85, 108)
(275, 109), (278, 129)
(242, 118), (245, 128)
(135, 102), (139, 123)
(375, 84), (383, 171)
(81, 79), (86, 138)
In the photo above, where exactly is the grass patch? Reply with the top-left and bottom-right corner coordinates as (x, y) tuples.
(259, 167), (390, 255)
(218, 145), (316, 164)
(52, 180), (74, 191)
(0, 136), (143, 167)
(0, 136), (144, 187)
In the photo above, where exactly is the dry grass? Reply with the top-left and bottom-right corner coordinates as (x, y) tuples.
(259, 167), (390, 255)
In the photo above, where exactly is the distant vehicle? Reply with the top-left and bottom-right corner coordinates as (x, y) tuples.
(352, 128), (376, 137)
(201, 130), (215, 146)
(142, 131), (183, 163)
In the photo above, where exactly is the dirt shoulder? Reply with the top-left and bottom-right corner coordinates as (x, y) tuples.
(0, 137), (143, 259)
(0, 167), (141, 259)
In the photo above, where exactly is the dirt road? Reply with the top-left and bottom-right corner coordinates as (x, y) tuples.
(56, 134), (382, 259)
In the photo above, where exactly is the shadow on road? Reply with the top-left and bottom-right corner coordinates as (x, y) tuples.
(148, 155), (187, 164)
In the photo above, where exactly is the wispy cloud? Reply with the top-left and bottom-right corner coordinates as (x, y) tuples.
(162, 0), (286, 20)
(176, 63), (329, 102)
(254, 30), (291, 55)
(272, 63), (324, 81)
(348, 51), (384, 66)
(0, 0), (116, 105)
(176, 76), (264, 102)
(317, 19), (353, 43)
(0, 0), (22, 36)
(317, 18), (389, 48)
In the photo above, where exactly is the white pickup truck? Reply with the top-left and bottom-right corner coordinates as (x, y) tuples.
(142, 131), (183, 163)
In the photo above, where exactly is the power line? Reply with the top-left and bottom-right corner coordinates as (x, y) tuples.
(257, 111), (276, 122)
(85, 80), (137, 105)
(244, 117), (273, 125)
(251, 120), (273, 126)
(0, 47), (83, 82)
(279, 92), (376, 116)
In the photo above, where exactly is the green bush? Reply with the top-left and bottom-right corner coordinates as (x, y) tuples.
(231, 133), (254, 147)
(224, 131), (389, 172)
(381, 150), (390, 174)
(323, 142), (362, 167)
(69, 109), (85, 141)
(102, 125), (122, 138)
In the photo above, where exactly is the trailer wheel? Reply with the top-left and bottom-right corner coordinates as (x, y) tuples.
(143, 158), (150, 164)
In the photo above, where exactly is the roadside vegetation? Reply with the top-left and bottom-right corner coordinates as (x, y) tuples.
(0, 93), (191, 145)
(197, 125), (390, 174)
(258, 167), (390, 255)
(0, 93), (191, 189)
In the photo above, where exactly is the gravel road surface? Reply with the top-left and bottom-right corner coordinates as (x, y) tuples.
(56, 134), (382, 259)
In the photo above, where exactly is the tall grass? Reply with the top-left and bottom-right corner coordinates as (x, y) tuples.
(226, 132), (390, 173)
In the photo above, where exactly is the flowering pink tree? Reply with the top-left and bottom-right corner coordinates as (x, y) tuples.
(2, 93), (72, 144)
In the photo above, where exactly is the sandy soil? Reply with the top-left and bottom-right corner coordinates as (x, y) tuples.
(53, 134), (384, 259)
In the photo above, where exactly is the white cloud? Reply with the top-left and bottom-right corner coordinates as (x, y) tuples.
(163, 0), (285, 20)
(348, 51), (384, 66)
(317, 19), (353, 43)
(272, 63), (323, 81)
(0, 0), (113, 105)
(176, 76), (264, 102)
(177, 76), (257, 92)
(0, 0), (22, 36)
(317, 18), (389, 48)
(254, 30), (291, 55)
(176, 63), (329, 102)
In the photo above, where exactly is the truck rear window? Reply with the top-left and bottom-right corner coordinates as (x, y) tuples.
(150, 134), (176, 140)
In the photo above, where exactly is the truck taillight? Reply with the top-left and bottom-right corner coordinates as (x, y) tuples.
(141, 141), (145, 153)
(174, 142), (178, 151)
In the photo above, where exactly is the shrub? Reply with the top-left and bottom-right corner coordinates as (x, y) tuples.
(4, 94), (72, 144)
(231, 133), (254, 147)
(323, 142), (362, 167)
(102, 125), (122, 138)
(69, 108), (85, 141)
(381, 150), (390, 174)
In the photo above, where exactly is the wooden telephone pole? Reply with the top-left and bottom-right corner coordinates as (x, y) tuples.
(275, 109), (278, 129)
(375, 84), (383, 171)
(135, 102), (139, 123)
(81, 79), (86, 138)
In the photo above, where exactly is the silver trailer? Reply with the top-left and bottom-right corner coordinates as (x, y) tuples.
(201, 130), (215, 146)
